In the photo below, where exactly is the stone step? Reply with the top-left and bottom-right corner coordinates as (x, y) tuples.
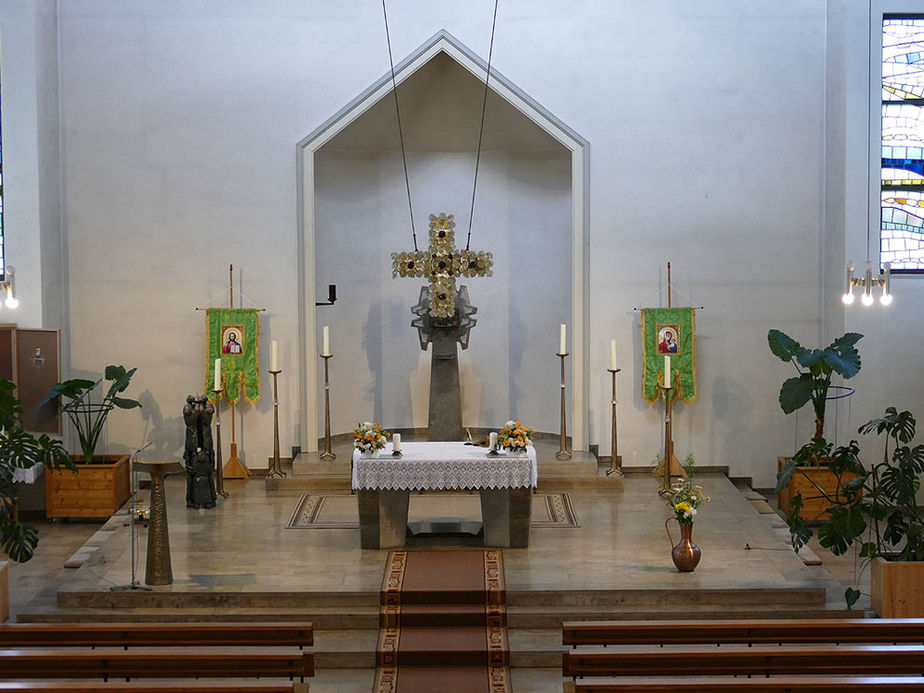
(307, 667), (562, 693)
(376, 626), (509, 667)
(386, 603), (506, 628)
(52, 583), (826, 611)
(18, 600), (853, 629)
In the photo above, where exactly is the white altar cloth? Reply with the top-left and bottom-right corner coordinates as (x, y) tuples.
(12, 463), (45, 485)
(351, 441), (538, 491)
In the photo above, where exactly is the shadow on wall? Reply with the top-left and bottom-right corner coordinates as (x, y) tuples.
(507, 302), (527, 420)
(138, 390), (183, 460)
(711, 376), (754, 470)
(364, 302), (384, 424)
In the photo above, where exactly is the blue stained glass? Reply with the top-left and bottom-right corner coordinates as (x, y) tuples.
(882, 18), (924, 270)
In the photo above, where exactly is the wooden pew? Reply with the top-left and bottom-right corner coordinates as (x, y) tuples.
(0, 622), (313, 649)
(565, 675), (924, 692)
(0, 647), (314, 679)
(562, 618), (924, 647)
(563, 643), (924, 678)
(0, 684), (304, 693)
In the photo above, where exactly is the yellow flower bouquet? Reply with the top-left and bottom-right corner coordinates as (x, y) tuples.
(353, 421), (389, 454)
(497, 420), (534, 453)
(660, 477), (709, 524)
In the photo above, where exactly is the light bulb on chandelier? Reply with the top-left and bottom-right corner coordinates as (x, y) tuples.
(842, 260), (891, 308)
(0, 267), (18, 310)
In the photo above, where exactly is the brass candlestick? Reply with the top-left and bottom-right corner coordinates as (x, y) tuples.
(267, 370), (285, 478)
(556, 352), (571, 459)
(320, 354), (336, 460)
(212, 387), (229, 498)
(659, 373), (684, 486)
(606, 368), (623, 477)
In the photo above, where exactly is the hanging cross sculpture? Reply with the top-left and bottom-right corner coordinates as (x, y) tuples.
(392, 213), (493, 320)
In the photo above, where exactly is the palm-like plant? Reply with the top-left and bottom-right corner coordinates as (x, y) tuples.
(39, 365), (140, 462)
(0, 378), (73, 561)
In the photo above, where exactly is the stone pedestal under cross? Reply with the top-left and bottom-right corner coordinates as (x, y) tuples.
(392, 213), (493, 440)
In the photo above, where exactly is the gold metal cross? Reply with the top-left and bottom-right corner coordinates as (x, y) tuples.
(392, 213), (493, 319)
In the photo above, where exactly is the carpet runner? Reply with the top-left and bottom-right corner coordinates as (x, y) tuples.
(286, 491), (579, 529)
(373, 549), (512, 692)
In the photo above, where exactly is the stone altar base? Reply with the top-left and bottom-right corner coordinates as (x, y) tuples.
(357, 487), (531, 549)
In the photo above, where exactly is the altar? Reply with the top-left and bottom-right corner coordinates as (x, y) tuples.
(351, 441), (537, 549)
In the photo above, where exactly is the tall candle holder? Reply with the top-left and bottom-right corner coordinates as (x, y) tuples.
(267, 370), (285, 478)
(212, 387), (229, 498)
(320, 354), (336, 460)
(556, 352), (571, 459)
(658, 373), (683, 486)
(606, 368), (623, 477)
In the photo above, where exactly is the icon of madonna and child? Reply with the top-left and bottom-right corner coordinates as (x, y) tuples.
(657, 325), (680, 354)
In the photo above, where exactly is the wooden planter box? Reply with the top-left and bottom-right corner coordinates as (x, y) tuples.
(871, 556), (924, 617)
(776, 456), (858, 521)
(45, 454), (130, 519)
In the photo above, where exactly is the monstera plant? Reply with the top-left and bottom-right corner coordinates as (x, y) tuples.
(767, 329), (863, 441)
(0, 377), (73, 561)
(779, 407), (924, 609)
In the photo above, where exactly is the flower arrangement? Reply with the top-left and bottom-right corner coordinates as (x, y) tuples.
(658, 454), (709, 524)
(498, 420), (534, 452)
(353, 421), (389, 454)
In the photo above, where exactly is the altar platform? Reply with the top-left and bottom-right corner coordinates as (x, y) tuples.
(8, 445), (862, 692)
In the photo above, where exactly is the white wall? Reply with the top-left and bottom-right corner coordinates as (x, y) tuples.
(315, 148), (571, 435)
(0, 0), (60, 331)
(4, 0), (913, 486)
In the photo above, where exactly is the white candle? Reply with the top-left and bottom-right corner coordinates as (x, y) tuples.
(322, 326), (330, 356)
(271, 340), (278, 371)
(392, 433), (401, 452)
(663, 355), (672, 389)
(609, 340), (617, 370)
(489, 432), (498, 450)
(560, 324), (567, 354)
(214, 358), (222, 390)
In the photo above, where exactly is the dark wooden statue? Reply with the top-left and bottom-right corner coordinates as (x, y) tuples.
(183, 394), (216, 509)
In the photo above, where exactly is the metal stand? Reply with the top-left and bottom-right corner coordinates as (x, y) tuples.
(110, 441), (153, 592)
(606, 368), (623, 477)
(556, 352), (571, 459)
(212, 387), (229, 498)
(659, 376), (684, 487)
(320, 354), (336, 459)
(267, 370), (285, 478)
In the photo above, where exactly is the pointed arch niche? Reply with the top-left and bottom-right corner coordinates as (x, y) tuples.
(298, 31), (588, 452)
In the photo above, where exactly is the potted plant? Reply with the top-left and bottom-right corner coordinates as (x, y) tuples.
(779, 407), (924, 613)
(768, 329), (863, 519)
(39, 365), (140, 518)
(0, 377), (73, 561)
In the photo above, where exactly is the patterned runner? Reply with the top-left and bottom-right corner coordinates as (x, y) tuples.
(373, 550), (512, 692)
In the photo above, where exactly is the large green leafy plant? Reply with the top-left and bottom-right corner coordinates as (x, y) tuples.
(767, 329), (863, 440)
(778, 407), (924, 607)
(39, 365), (140, 462)
(0, 378), (73, 561)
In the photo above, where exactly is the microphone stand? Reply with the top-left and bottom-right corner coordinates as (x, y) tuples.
(111, 440), (153, 592)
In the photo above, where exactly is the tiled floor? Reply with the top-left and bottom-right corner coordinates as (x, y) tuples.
(11, 468), (850, 606)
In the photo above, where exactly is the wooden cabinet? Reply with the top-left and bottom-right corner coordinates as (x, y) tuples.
(45, 454), (130, 519)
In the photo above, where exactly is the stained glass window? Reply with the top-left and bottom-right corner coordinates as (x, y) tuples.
(882, 16), (924, 271)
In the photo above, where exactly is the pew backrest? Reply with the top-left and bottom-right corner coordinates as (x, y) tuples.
(563, 618), (924, 647)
